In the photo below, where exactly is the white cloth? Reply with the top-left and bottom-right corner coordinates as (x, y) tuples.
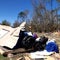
(36, 37), (40, 41)
(46, 39), (55, 45)
(26, 32), (33, 36)
(30, 50), (54, 59)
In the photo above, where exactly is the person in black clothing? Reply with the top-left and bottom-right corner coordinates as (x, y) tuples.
(13, 30), (28, 49)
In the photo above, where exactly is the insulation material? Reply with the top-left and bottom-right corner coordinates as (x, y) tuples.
(0, 29), (9, 38)
(0, 22), (26, 49)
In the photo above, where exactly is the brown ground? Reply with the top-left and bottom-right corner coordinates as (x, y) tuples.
(2, 32), (60, 60)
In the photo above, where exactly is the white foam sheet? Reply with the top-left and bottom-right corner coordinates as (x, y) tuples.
(0, 22), (26, 49)
(0, 29), (9, 38)
(4, 36), (18, 48)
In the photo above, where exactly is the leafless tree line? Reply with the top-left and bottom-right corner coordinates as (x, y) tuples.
(30, 0), (60, 32)
(1, 0), (60, 32)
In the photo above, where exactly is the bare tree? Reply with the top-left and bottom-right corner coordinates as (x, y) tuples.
(1, 20), (11, 26)
(18, 10), (29, 22)
(13, 20), (20, 28)
(31, 0), (60, 32)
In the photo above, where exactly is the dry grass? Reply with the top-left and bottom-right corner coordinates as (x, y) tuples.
(10, 32), (60, 60)
(36, 32), (60, 52)
(0, 32), (60, 60)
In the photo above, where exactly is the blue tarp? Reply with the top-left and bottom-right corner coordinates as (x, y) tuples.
(45, 42), (59, 53)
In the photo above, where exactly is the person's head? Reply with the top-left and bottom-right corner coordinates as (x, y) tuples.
(40, 35), (48, 44)
(20, 27), (25, 31)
